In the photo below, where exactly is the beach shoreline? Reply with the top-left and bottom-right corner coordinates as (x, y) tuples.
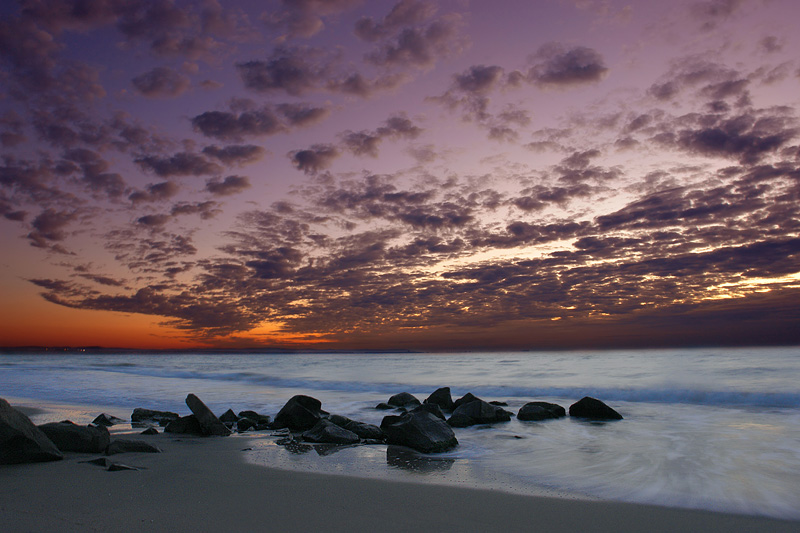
(3, 397), (800, 532)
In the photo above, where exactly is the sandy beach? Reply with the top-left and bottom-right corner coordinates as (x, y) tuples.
(2, 408), (799, 533)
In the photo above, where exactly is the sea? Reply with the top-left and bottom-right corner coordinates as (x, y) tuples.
(2, 347), (799, 520)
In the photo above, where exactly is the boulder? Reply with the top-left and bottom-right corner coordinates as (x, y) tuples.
(328, 414), (384, 440)
(517, 402), (566, 421)
(38, 421), (110, 453)
(105, 439), (162, 455)
(375, 403), (393, 410)
(569, 397), (623, 420)
(452, 392), (482, 410)
(185, 394), (231, 436)
(238, 410), (271, 427)
(273, 395), (323, 431)
(387, 392), (421, 409)
(0, 398), (63, 464)
(411, 403), (446, 421)
(164, 415), (204, 435)
(140, 427), (159, 435)
(381, 410), (458, 453)
(302, 419), (360, 445)
(447, 400), (511, 428)
(424, 387), (454, 411)
(131, 408), (179, 427)
(219, 409), (239, 425)
(237, 418), (257, 432)
(92, 413), (125, 427)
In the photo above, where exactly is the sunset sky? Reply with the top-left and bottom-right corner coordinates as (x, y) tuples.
(1, 0), (799, 350)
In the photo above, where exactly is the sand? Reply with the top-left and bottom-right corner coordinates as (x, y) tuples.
(2, 431), (799, 533)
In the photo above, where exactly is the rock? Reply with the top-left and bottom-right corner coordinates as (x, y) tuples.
(238, 410), (271, 426)
(185, 394), (231, 436)
(569, 397), (623, 420)
(92, 413), (125, 427)
(328, 414), (384, 440)
(131, 408), (179, 427)
(375, 403), (393, 410)
(38, 421), (110, 453)
(411, 403), (446, 421)
(302, 419), (360, 445)
(489, 401), (508, 407)
(140, 427), (159, 435)
(273, 395), (323, 431)
(424, 387), (454, 411)
(452, 392), (482, 410)
(164, 415), (203, 435)
(237, 418), (257, 432)
(219, 409), (239, 425)
(447, 400), (511, 428)
(0, 398), (63, 464)
(107, 462), (140, 471)
(105, 439), (162, 455)
(387, 392), (421, 408)
(381, 410), (458, 454)
(518, 402), (566, 421)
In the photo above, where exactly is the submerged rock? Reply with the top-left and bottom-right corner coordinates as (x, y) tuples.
(517, 402), (566, 421)
(375, 402), (393, 410)
(38, 421), (110, 453)
(0, 398), (63, 464)
(273, 395), (323, 431)
(381, 410), (458, 453)
(105, 439), (162, 455)
(424, 387), (454, 412)
(185, 394), (231, 436)
(569, 397), (623, 420)
(302, 419), (360, 445)
(447, 400), (512, 428)
(387, 392), (421, 409)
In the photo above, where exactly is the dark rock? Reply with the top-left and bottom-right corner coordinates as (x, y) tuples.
(375, 403), (393, 410)
(273, 395), (323, 431)
(452, 392), (482, 410)
(164, 415), (203, 435)
(92, 413), (125, 427)
(424, 387), (454, 411)
(328, 414), (384, 440)
(238, 410), (271, 426)
(489, 401), (508, 407)
(387, 392), (421, 409)
(302, 419), (360, 445)
(185, 394), (231, 436)
(140, 427), (159, 435)
(105, 439), (162, 455)
(569, 397), (623, 420)
(380, 410), (458, 453)
(108, 462), (140, 471)
(131, 408), (179, 427)
(411, 403), (446, 421)
(38, 421), (110, 453)
(447, 400), (511, 428)
(219, 409), (239, 424)
(386, 445), (455, 473)
(237, 418), (257, 432)
(518, 402), (566, 421)
(0, 398), (63, 464)
(276, 436), (313, 454)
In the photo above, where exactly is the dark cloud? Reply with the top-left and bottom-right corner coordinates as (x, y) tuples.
(136, 152), (222, 177)
(128, 181), (180, 204)
(289, 144), (339, 174)
(205, 175), (250, 196)
(61, 148), (126, 198)
(341, 114), (422, 157)
(237, 46), (330, 96)
(354, 0), (436, 42)
(201, 144), (265, 165)
(0, 111), (26, 147)
(132, 66), (191, 98)
(263, 0), (363, 38)
(365, 12), (465, 69)
(27, 208), (78, 249)
(170, 200), (220, 220)
(191, 102), (328, 141)
(275, 103), (330, 127)
(528, 43), (608, 87)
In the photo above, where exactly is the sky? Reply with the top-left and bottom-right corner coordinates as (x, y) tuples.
(1, 0), (799, 351)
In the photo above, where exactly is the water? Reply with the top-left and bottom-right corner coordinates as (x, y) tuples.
(2, 347), (799, 520)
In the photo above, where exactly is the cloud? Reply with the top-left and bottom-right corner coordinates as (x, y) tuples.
(365, 12), (465, 69)
(132, 66), (191, 98)
(263, 0), (363, 39)
(289, 144), (339, 174)
(205, 175), (251, 196)
(354, 0), (437, 42)
(201, 144), (265, 165)
(237, 46), (330, 96)
(341, 114), (422, 157)
(191, 102), (328, 141)
(136, 152), (222, 177)
(128, 181), (180, 204)
(27, 208), (78, 249)
(528, 43), (608, 87)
